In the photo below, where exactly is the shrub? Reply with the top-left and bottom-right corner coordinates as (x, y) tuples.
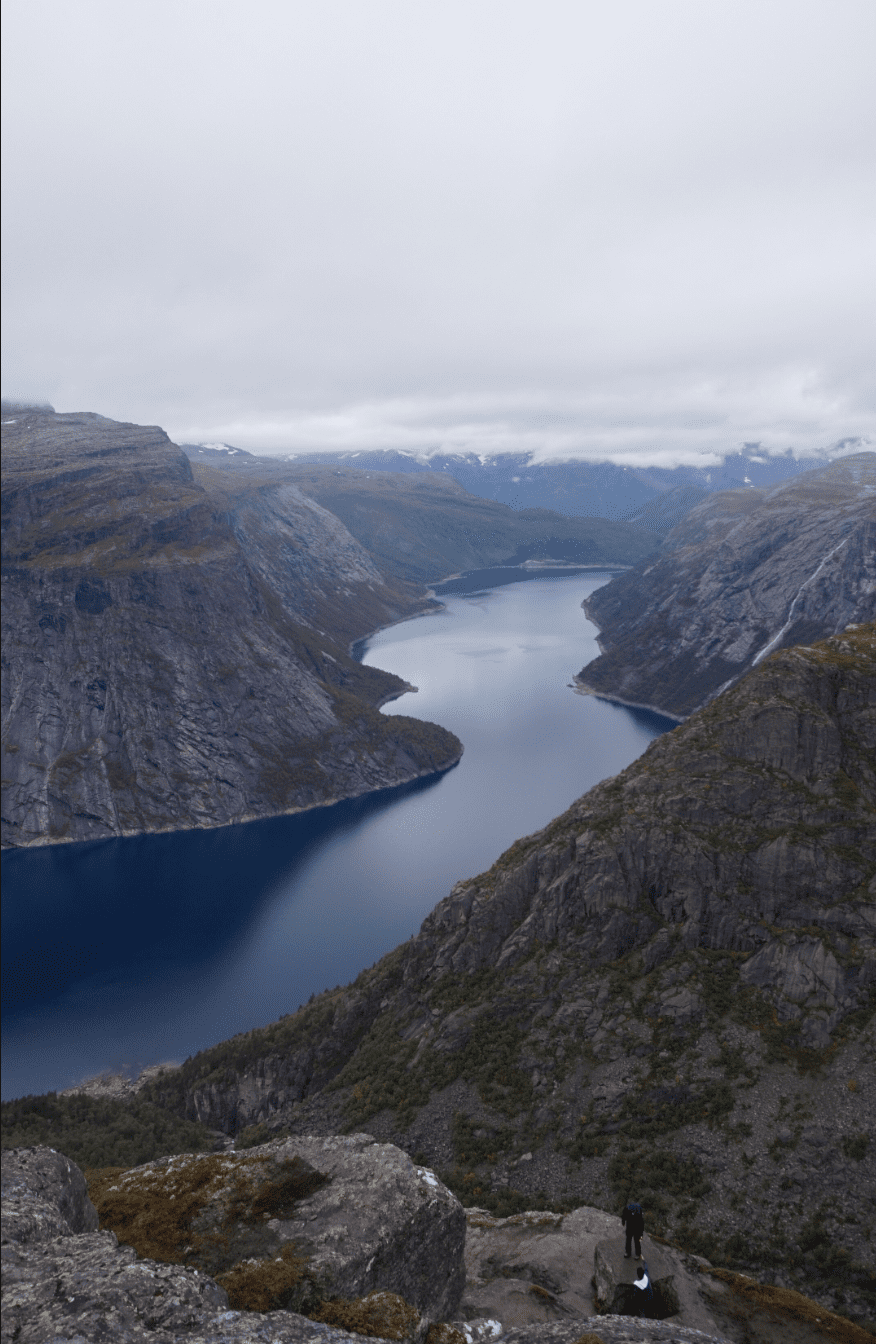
(1, 1092), (214, 1169)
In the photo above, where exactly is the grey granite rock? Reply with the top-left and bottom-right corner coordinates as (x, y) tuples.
(0, 1140), (468, 1343)
(1, 1147), (98, 1245)
(1, 1230), (229, 1343)
(500, 1323), (731, 1344)
(142, 628), (875, 1320)
(1, 408), (460, 848)
(461, 1206), (614, 1325)
(99, 1134), (466, 1320)
(577, 452), (876, 717)
(461, 1210), (720, 1338)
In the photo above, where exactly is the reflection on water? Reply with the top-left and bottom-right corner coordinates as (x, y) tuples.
(2, 573), (675, 1099)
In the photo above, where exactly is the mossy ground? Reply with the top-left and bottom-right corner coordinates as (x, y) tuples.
(86, 1151), (329, 1311)
(311, 1291), (421, 1340)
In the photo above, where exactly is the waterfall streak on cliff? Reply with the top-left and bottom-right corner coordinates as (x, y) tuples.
(751, 538), (849, 666)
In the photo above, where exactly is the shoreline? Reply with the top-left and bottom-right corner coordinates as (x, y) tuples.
(348, 595), (446, 663)
(0, 753), (463, 854)
(352, 561), (632, 662)
(571, 676), (686, 724)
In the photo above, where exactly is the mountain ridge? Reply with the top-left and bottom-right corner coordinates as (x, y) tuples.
(138, 624), (876, 1322)
(576, 454), (876, 718)
(1, 408), (459, 847)
(180, 450), (662, 583)
(184, 441), (866, 528)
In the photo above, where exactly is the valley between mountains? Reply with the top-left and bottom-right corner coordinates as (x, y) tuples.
(140, 623), (876, 1323)
(2, 407), (875, 1329)
(1, 407), (657, 848)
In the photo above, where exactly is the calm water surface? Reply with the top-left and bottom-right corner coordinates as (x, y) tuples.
(1, 573), (674, 1099)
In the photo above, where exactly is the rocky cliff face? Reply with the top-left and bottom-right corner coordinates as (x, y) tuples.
(143, 626), (876, 1322)
(576, 454), (876, 717)
(1, 408), (461, 847)
(181, 451), (662, 583)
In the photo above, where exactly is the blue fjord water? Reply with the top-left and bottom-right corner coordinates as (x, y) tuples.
(1, 572), (674, 1100)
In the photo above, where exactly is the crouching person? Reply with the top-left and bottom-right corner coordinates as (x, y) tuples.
(633, 1261), (654, 1318)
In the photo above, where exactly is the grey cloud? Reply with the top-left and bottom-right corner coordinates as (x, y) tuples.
(2, 0), (874, 463)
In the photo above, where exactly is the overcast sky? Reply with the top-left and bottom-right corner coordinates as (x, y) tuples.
(2, 1), (874, 464)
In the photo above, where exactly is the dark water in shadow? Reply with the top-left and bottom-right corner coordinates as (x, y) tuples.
(2, 572), (675, 1099)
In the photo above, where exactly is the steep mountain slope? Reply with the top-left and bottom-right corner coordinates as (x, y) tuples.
(188, 441), (847, 526)
(577, 454), (876, 717)
(144, 625), (876, 1320)
(1, 409), (460, 847)
(181, 451), (661, 582)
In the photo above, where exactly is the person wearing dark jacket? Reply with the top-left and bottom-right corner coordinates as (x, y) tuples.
(633, 1260), (654, 1317)
(621, 1200), (644, 1257)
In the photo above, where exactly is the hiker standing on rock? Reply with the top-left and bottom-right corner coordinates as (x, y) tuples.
(621, 1199), (644, 1258)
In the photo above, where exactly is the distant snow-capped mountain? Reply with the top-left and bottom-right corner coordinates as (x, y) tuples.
(184, 440), (868, 530)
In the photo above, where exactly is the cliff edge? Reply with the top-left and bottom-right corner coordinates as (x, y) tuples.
(576, 453), (875, 718)
(1, 408), (461, 847)
(142, 626), (875, 1323)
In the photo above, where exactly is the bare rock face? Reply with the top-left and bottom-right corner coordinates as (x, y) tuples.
(276, 1135), (466, 1317)
(462, 1209), (718, 1337)
(3, 1230), (231, 1344)
(1, 1146), (99, 1245)
(1, 408), (461, 847)
(461, 1206), (614, 1325)
(142, 628), (875, 1322)
(1, 1144), (232, 1344)
(577, 453), (876, 717)
(1, 1140), (466, 1343)
(179, 451), (662, 585)
(592, 1239), (680, 1319)
(91, 1134), (466, 1320)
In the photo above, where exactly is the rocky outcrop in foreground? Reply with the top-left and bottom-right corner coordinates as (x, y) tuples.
(577, 453), (876, 717)
(141, 627), (875, 1324)
(2, 1140), (467, 1344)
(4, 1145), (866, 1343)
(1, 407), (461, 847)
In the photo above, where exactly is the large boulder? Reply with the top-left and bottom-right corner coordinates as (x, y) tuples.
(1, 1139), (468, 1343)
(88, 1134), (466, 1319)
(462, 1210), (722, 1337)
(273, 1134), (466, 1317)
(461, 1206), (617, 1324)
(1, 1145), (99, 1244)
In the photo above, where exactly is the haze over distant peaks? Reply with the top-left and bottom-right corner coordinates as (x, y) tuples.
(184, 440), (872, 530)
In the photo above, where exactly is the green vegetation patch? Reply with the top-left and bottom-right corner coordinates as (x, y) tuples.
(334, 1000), (535, 1130)
(88, 1150), (330, 1312)
(451, 1112), (516, 1167)
(332, 1011), (428, 1130)
(788, 1206), (876, 1321)
(620, 1079), (736, 1135)
(608, 1139), (711, 1232)
(841, 1133), (870, 1162)
(1, 1091), (215, 1170)
(236, 1121), (292, 1150)
(436, 1169), (539, 1220)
